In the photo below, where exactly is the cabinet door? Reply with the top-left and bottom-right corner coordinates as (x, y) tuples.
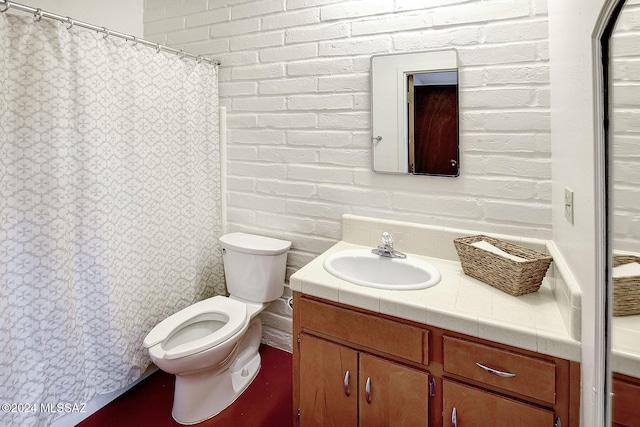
(443, 379), (554, 427)
(299, 334), (358, 427)
(359, 353), (429, 427)
(612, 376), (640, 426)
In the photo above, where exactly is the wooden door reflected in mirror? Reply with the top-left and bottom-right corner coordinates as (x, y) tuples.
(408, 72), (459, 175)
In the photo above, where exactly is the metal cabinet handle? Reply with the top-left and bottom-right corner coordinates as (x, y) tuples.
(475, 362), (516, 378)
(343, 370), (350, 396)
(365, 377), (372, 403)
(452, 407), (457, 427)
(429, 378), (436, 397)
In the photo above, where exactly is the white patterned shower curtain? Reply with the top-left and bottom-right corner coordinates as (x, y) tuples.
(0, 13), (224, 427)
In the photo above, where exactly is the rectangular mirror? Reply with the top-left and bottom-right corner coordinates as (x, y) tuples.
(371, 50), (459, 176)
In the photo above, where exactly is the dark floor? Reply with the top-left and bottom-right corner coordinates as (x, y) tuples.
(78, 345), (293, 427)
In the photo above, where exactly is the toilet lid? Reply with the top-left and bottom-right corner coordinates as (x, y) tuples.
(144, 296), (248, 360)
(219, 232), (291, 255)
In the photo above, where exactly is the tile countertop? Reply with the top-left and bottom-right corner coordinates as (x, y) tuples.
(290, 240), (582, 363)
(612, 315), (640, 376)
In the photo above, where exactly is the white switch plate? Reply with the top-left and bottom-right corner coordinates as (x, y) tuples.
(564, 188), (574, 224)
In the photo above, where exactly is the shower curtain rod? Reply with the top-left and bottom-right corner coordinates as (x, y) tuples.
(0, 0), (222, 66)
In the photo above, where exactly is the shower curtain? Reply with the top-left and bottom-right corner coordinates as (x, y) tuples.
(0, 13), (224, 427)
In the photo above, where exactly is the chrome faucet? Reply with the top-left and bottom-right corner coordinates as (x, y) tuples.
(372, 232), (406, 259)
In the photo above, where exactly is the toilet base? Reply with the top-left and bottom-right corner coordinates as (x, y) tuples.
(171, 319), (263, 425)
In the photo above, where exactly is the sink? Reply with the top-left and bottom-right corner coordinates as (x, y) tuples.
(322, 249), (442, 290)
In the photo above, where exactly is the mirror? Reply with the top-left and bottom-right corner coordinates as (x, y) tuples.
(371, 50), (459, 176)
(606, 0), (640, 420)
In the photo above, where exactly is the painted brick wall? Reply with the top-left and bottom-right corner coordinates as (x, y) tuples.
(144, 0), (551, 351)
(611, 0), (640, 254)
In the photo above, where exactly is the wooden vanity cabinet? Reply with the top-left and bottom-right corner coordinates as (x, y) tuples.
(293, 292), (580, 427)
(612, 373), (640, 426)
(299, 334), (429, 427)
(293, 294), (431, 427)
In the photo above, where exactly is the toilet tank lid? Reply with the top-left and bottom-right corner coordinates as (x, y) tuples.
(219, 232), (291, 255)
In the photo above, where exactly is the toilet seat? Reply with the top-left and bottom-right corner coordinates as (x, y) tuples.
(144, 296), (247, 360)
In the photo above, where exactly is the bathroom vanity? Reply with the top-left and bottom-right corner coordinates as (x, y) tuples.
(292, 294), (580, 426)
(290, 215), (583, 427)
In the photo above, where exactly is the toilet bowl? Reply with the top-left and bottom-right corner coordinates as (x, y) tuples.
(143, 232), (291, 425)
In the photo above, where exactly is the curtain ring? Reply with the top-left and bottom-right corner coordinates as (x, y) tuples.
(196, 55), (202, 64)
(34, 8), (43, 21)
(66, 17), (74, 30)
(178, 49), (185, 59)
(102, 27), (110, 38)
(155, 44), (161, 53)
(132, 36), (138, 45)
(1, 2), (11, 13)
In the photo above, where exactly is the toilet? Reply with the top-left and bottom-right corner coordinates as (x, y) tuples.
(143, 232), (291, 425)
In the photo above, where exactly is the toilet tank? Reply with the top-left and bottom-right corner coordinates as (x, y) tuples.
(219, 232), (292, 303)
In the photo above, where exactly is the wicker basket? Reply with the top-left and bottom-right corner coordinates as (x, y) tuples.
(613, 255), (640, 317)
(453, 235), (553, 296)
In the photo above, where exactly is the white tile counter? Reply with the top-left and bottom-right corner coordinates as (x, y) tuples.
(291, 239), (581, 362)
(612, 315), (640, 377)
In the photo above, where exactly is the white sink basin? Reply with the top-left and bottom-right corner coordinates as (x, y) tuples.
(322, 249), (442, 290)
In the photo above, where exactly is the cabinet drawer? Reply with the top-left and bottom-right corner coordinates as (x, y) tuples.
(299, 298), (428, 365)
(612, 376), (640, 426)
(443, 335), (555, 404)
(443, 379), (555, 427)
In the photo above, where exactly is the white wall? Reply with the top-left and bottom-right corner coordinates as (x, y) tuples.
(145, 0), (553, 256)
(548, 0), (614, 425)
(611, 0), (640, 253)
(10, 0), (144, 37)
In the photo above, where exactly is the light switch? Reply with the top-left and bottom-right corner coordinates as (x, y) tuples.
(564, 188), (574, 224)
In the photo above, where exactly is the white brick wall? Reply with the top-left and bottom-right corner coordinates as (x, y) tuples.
(144, 0), (552, 351)
(611, 0), (640, 254)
